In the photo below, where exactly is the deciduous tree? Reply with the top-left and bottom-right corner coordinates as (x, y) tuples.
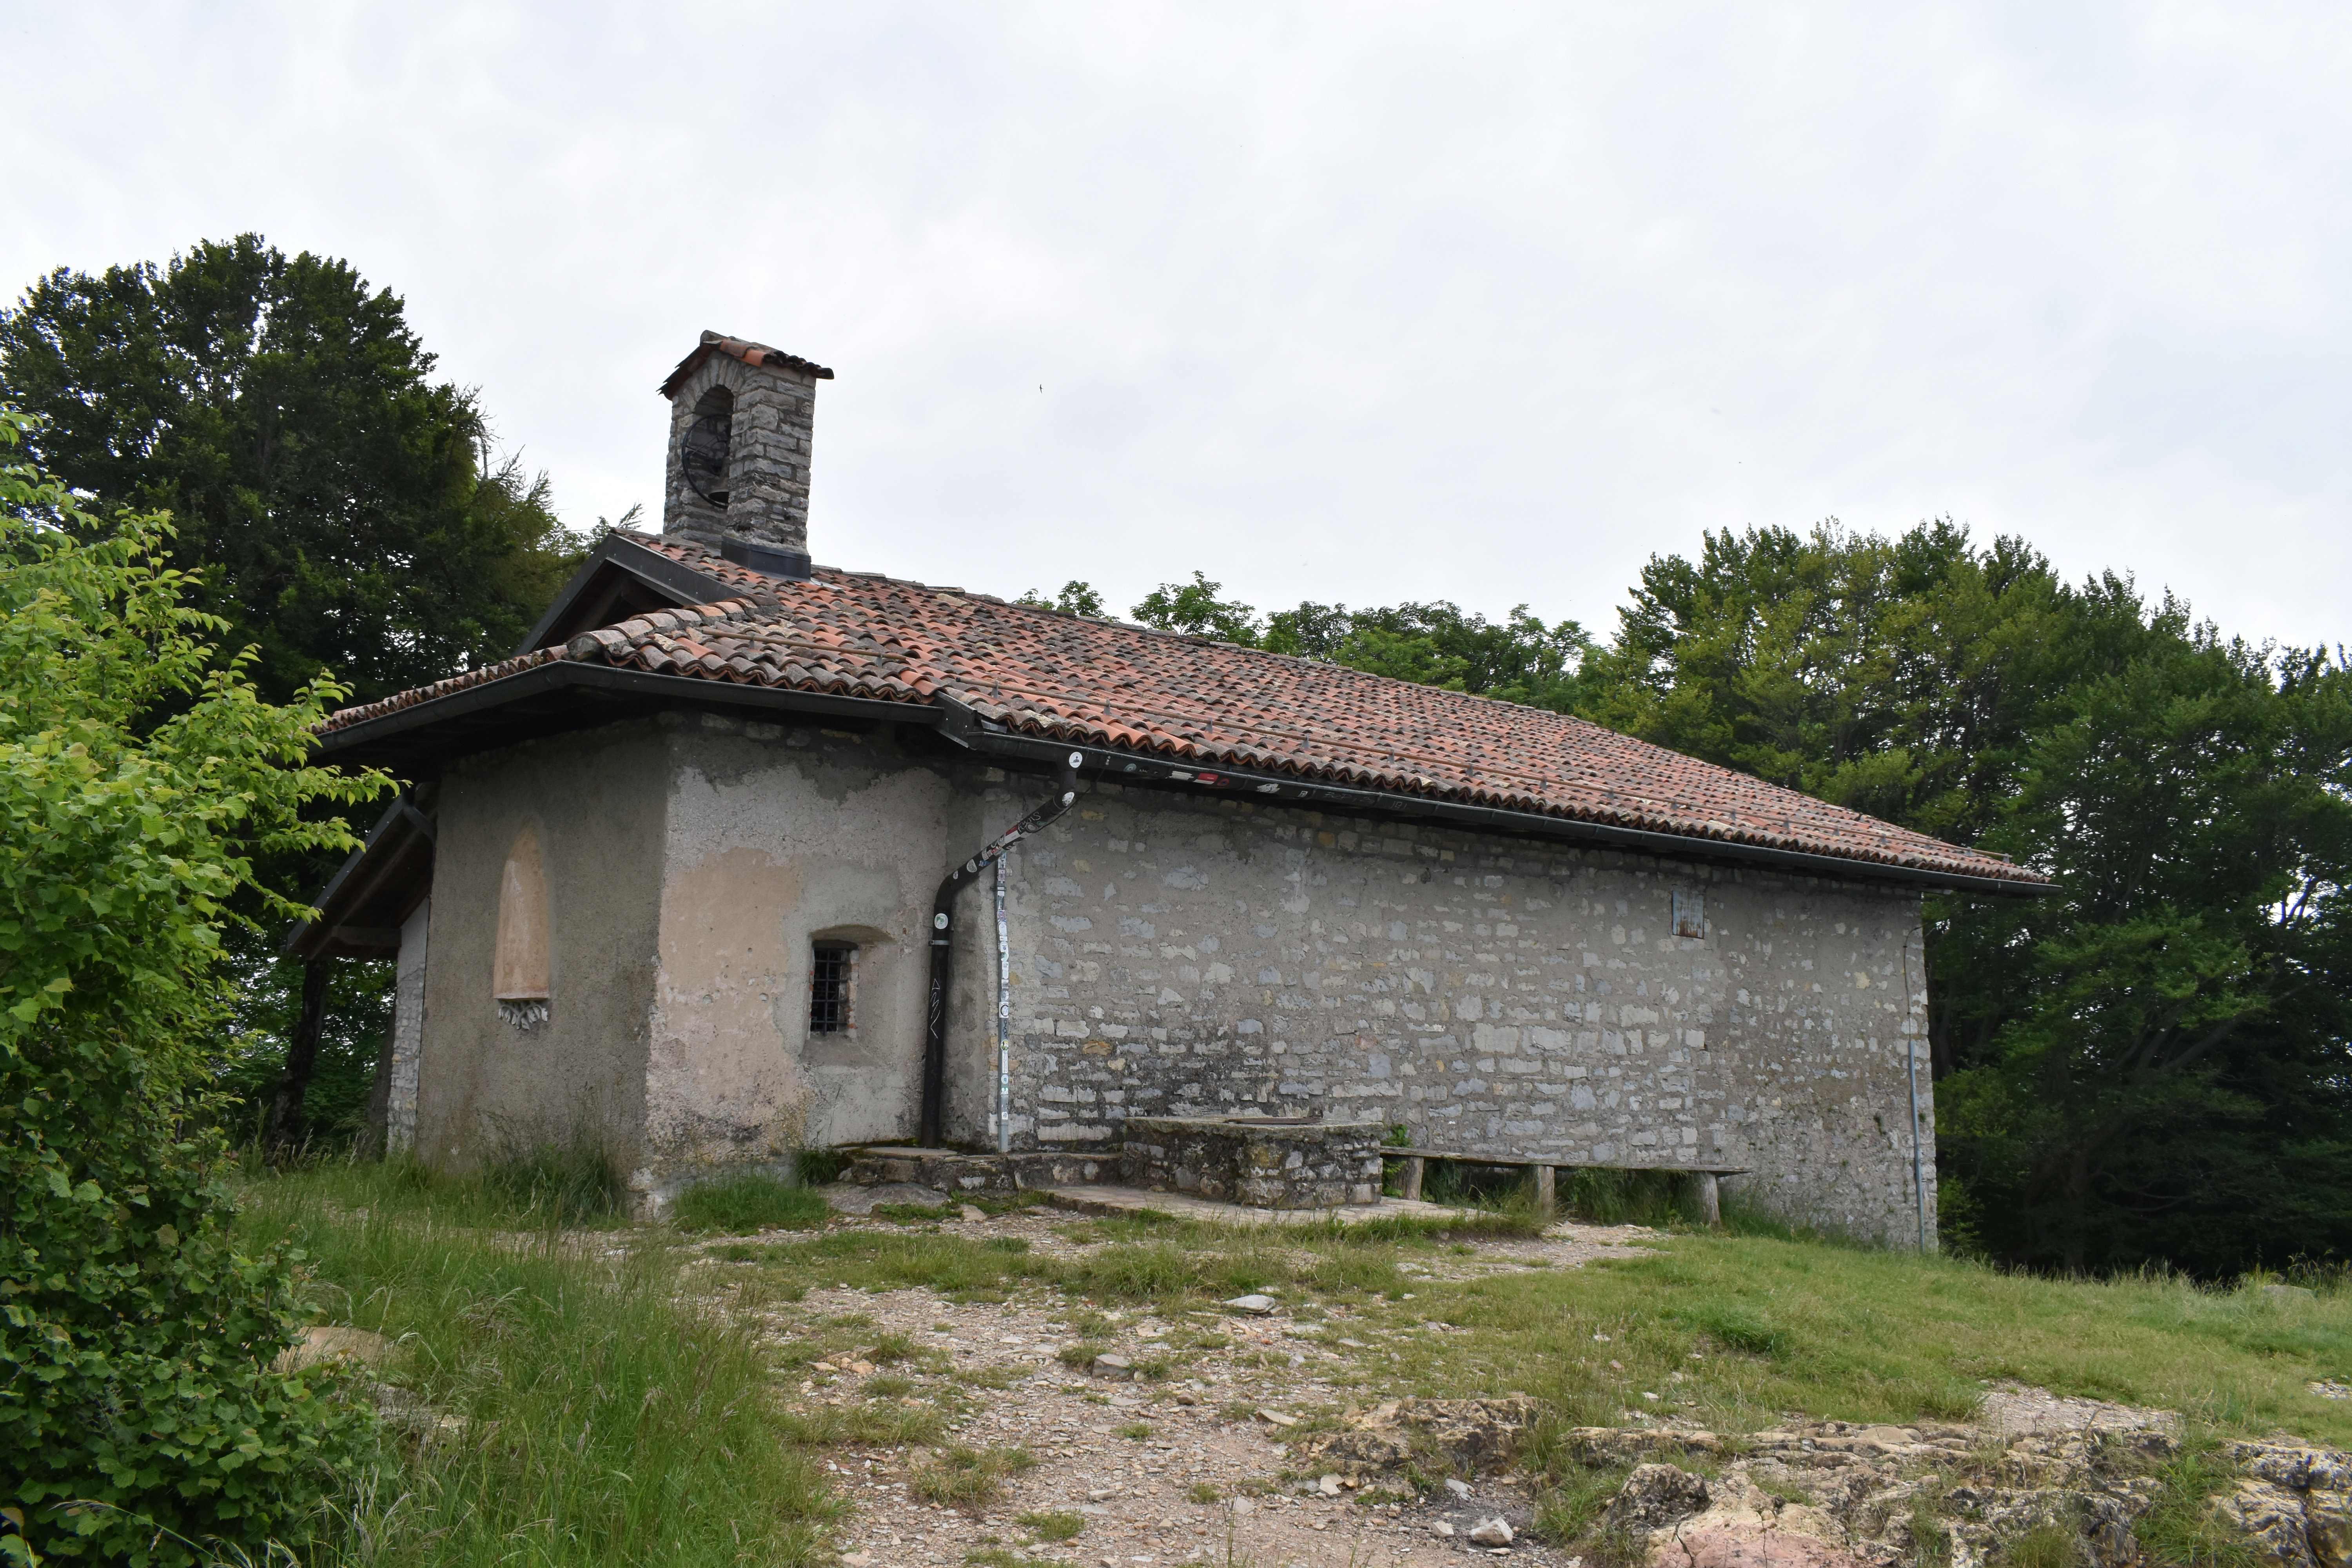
(0, 409), (387, 1563)
(0, 234), (583, 707)
(1579, 521), (2352, 1272)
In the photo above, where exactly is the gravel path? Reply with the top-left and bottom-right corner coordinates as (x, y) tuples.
(703, 1202), (1650, 1566)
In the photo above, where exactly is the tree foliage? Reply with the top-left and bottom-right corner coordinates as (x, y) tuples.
(0, 234), (584, 706)
(0, 410), (387, 1564)
(1126, 572), (1592, 711)
(1018, 579), (1107, 618)
(1582, 521), (2352, 1274)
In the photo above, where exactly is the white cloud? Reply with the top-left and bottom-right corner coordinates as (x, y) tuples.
(7, 1), (2347, 644)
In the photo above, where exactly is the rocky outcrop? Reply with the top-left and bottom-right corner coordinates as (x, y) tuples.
(1606, 1463), (1712, 1532)
(274, 1324), (397, 1373)
(1550, 1419), (2352, 1568)
(1296, 1396), (1541, 1478)
(1312, 1384), (2352, 1568)
(1568, 1419), (2174, 1568)
(2221, 1440), (2352, 1568)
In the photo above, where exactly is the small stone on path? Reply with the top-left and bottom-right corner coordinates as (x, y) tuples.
(959, 1203), (987, 1222)
(1223, 1294), (1278, 1314)
(1469, 1517), (1515, 1546)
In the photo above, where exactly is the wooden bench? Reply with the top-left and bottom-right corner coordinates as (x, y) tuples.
(1384, 1148), (1751, 1227)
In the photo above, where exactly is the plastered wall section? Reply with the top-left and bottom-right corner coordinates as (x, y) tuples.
(415, 722), (668, 1173)
(384, 899), (430, 1155)
(996, 779), (1938, 1246)
(644, 713), (1000, 1181)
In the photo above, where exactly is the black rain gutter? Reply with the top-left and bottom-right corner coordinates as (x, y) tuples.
(315, 664), (2050, 898)
(918, 748), (1085, 1147)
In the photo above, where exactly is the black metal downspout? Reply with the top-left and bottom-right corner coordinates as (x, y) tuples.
(919, 750), (1085, 1147)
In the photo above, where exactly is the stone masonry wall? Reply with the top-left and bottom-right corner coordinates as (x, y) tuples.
(1119, 1116), (1387, 1209)
(993, 777), (1937, 1245)
(661, 353), (820, 553)
(448, 723), (1936, 1243)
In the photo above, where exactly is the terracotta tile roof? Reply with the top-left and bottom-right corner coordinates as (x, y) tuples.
(324, 532), (2042, 887)
(659, 331), (834, 397)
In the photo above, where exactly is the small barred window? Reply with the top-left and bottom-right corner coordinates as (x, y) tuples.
(1671, 887), (1707, 940)
(809, 943), (855, 1034)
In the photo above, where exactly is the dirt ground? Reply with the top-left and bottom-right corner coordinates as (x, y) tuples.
(701, 1200), (1655, 1567)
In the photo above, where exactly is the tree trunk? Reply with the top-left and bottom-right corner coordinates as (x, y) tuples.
(266, 961), (330, 1156)
(2062, 1144), (2090, 1274)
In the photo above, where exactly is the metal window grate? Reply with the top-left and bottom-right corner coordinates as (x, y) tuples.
(809, 944), (853, 1034)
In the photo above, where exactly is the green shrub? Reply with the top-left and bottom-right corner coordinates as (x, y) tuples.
(671, 1171), (828, 1232)
(0, 412), (388, 1566)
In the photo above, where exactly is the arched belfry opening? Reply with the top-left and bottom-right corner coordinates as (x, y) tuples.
(680, 385), (734, 508)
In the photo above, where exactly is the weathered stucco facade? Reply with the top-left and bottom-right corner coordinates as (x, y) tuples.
(403, 716), (1935, 1241)
(407, 714), (1001, 1210)
(413, 723), (667, 1177)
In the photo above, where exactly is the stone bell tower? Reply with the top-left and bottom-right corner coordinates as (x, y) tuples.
(657, 330), (834, 579)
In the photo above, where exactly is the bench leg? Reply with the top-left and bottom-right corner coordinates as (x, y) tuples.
(1697, 1171), (1722, 1229)
(1533, 1163), (1556, 1214)
(1402, 1156), (1425, 1203)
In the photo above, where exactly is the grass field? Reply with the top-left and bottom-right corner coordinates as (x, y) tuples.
(232, 1160), (2352, 1568)
(233, 1161), (840, 1568)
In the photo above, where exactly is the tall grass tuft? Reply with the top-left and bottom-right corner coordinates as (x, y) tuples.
(235, 1163), (838, 1566)
(475, 1124), (629, 1225)
(1555, 1167), (1704, 1227)
(672, 1171), (830, 1233)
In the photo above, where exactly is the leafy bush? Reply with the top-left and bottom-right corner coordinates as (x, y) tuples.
(0, 410), (386, 1566)
(671, 1171), (829, 1232)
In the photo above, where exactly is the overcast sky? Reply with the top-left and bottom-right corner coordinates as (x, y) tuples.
(10, 4), (2348, 648)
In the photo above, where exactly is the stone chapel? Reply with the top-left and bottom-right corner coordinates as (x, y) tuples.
(293, 330), (2046, 1239)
